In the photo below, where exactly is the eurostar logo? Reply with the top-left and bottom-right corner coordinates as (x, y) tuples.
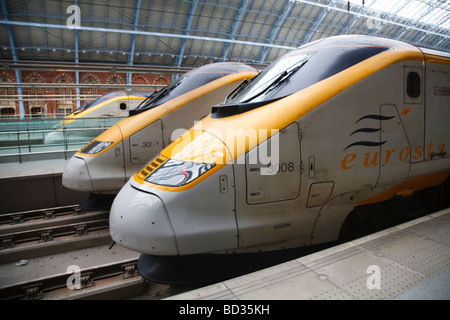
(343, 114), (394, 151)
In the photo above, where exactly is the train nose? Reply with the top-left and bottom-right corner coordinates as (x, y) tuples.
(62, 155), (93, 191)
(109, 182), (179, 255)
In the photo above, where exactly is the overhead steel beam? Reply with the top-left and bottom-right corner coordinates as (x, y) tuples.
(290, 0), (449, 38)
(258, 1), (296, 64)
(74, 0), (80, 110)
(175, 0), (199, 68)
(304, 0), (337, 44)
(221, 0), (251, 61)
(0, 20), (295, 51)
(101, 0), (109, 62)
(0, 60), (191, 74)
(0, 83), (164, 89)
(127, 0), (142, 88)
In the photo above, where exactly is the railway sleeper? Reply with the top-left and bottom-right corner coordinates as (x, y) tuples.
(43, 210), (55, 220)
(12, 216), (23, 224)
(75, 224), (87, 237)
(22, 283), (43, 300)
(39, 231), (53, 242)
(0, 205), (83, 225)
(122, 262), (138, 279)
(0, 258), (141, 299)
(1, 237), (14, 249)
(0, 219), (109, 249)
(80, 272), (95, 289)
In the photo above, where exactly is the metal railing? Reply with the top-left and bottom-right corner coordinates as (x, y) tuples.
(0, 116), (125, 163)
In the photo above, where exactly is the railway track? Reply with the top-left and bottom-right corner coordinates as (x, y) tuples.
(0, 205), (111, 264)
(0, 256), (187, 300)
(0, 205), (193, 300)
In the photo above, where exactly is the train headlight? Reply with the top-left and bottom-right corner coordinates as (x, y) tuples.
(136, 129), (230, 188)
(144, 159), (215, 187)
(80, 140), (114, 155)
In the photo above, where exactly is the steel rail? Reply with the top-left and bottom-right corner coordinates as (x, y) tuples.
(0, 204), (82, 225)
(0, 257), (140, 300)
(0, 219), (109, 248)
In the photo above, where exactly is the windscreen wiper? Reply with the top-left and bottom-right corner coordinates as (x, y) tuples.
(141, 79), (183, 109)
(72, 103), (89, 115)
(242, 62), (306, 103)
(224, 73), (260, 103)
(129, 79), (184, 116)
(135, 90), (159, 109)
(137, 86), (171, 110)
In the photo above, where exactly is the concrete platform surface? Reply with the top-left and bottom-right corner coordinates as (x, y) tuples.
(168, 207), (450, 300)
(0, 158), (69, 180)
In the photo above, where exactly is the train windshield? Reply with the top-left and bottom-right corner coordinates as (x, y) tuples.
(229, 52), (313, 104)
(135, 75), (186, 111)
(133, 63), (251, 114)
(71, 92), (124, 115)
(214, 37), (391, 117)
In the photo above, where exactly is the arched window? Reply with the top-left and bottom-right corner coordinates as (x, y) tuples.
(80, 73), (100, 106)
(106, 74), (125, 92)
(0, 72), (17, 117)
(24, 72), (46, 117)
(54, 73), (74, 116)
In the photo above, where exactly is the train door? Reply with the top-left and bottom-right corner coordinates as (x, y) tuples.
(128, 120), (163, 165)
(377, 65), (425, 187)
(424, 62), (450, 160)
(377, 104), (411, 187)
(234, 122), (302, 249)
(403, 66), (425, 163)
(245, 122), (301, 204)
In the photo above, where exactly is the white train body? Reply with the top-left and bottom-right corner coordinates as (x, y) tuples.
(110, 35), (450, 257)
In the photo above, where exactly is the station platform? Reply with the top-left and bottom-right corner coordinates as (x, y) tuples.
(0, 158), (88, 213)
(168, 207), (450, 300)
(0, 158), (68, 180)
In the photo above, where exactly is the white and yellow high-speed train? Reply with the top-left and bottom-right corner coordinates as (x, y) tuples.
(110, 35), (450, 284)
(62, 62), (258, 209)
(44, 91), (152, 144)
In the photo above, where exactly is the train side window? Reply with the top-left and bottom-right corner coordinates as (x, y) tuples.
(407, 72), (421, 98)
(404, 67), (422, 104)
(120, 103), (127, 110)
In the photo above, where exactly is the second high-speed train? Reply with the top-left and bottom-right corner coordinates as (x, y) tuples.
(44, 90), (152, 144)
(109, 35), (450, 283)
(62, 62), (258, 208)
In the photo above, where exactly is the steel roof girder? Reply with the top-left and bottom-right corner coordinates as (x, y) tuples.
(175, 0), (199, 67)
(258, 0), (296, 64)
